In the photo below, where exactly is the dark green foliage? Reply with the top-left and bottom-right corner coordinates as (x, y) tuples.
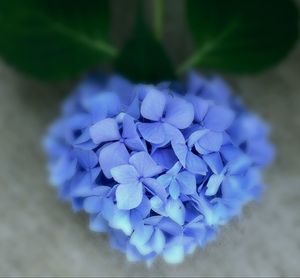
(183, 0), (299, 74)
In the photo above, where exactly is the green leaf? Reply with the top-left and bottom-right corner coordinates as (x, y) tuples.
(181, 0), (299, 74)
(0, 0), (117, 80)
(115, 8), (175, 83)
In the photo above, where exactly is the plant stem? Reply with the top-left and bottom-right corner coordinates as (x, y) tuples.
(176, 21), (238, 74)
(153, 0), (163, 40)
(176, 43), (213, 74)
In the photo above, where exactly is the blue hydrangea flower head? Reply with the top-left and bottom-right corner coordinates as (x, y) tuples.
(44, 72), (274, 264)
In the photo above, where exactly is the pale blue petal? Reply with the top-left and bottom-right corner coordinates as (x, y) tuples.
(163, 244), (184, 264)
(177, 171), (196, 195)
(126, 93), (140, 119)
(169, 179), (180, 199)
(89, 118), (120, 144)
(144, 178), (168, 201)
(135, 242), (153, 256)
(204, 106), (234, 132)
(138, 122), (166, 144)
(152, 148), (178, 170)
(135, 196), (151, 218)
(83, 196), (102, 213)
(129, 151), (163, 178)
(193, 98), (210, 123)
(130, 210), (144, 229)
(83, 91), (121, 118)
(167, 162), (182, 176)
(130, 224), (154, 247)
(144, 216), (163, 226)
(164, 124), (186, 145)
(203, 152), (224, 174)
(149, 228), (165, 254)
(247, 139), (275, 166)
(158, 218), (182, 235)
(126, 245), (143, 262)
(122, 115), (138, 139)
(197, 131), (223, 153)
(73, 128), (91, 145)
(101, 197), (115, 221)
(111, 164), (139, 184)
(99, 142), (130, 178)
(50, 155), (77, 185)
(194, 142), (208, 155)
(157, 174), (173, 188)
(172, 142), (187, 167)
(116, 182), (143, 210)
(72, 168), (101, 197)
(186, 152), (207, 175)
(187, 129), (209, 148)
(220, 144), (243, 162)
(227, 155), (252, 175)
(109, 209), (133, 236)
(75, 149), (98, 169)
(150, 196), (165, 216)
(165, 97), (194, 129)
(205, 174), (224, 196)
(124, 137), (146, 151)
(89, 214), (108, 232)
(166, 199), (185, 225)
(141, 88), (167, 121)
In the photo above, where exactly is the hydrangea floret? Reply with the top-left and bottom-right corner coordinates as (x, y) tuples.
(44, 72), (274, 264)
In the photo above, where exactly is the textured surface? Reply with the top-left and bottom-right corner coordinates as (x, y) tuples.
(1, 3), (300, 277)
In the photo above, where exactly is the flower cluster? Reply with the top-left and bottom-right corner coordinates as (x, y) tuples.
(44, 72), (274, 264)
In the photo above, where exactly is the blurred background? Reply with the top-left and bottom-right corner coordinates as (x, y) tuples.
(0, 0), (300, 276)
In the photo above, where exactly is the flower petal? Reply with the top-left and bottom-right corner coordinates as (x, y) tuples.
(157, 174), (173, 188)
(187, 129), (209, 148)
(167, 162), (182, 176)
(151, 148), (178, 170)
(204, 106), (234, 132)
(169, 179), (180, 199)
(111, 164), (139, 184)
(89, 214), (107, 232)
(186, 152), (207, 175)
(109, 209), (133, 236)
(158, 218), (182, 235)
(149, 228), (166, 254)
(99, 142), (130, 178)
(130, 224), (154, 247)
(116, 182), (143, 210)
(165, 97), (194, 129)
(129, 151), (163, 178)
(150, 196), (166, 216)
(205, 174), (224, 196)
(89, 118), (120, 144)
(177, 171), (196, 195)
(75, 149), (98, 169)
(141, 88), (166, 121)
(192, 98), (210, 123)
(171, 142), (188, 167)
(50, 155), (77, 185)
(166, 199), (185, 225)
(124, 137), (146, 151)
(122, 115), (138, 139)
(144, 178), (168, 201)
(138, 122), (166, 144)
(135, 196), (151, 219)
(203, 152), (224, 174)
(83, 196), (102, 213)
(163, 244), (184, 264)
(196, 131), (223, 153)
(164, 124), (186, 145)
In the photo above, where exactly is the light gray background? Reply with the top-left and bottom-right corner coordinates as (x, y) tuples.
(1, 1), (300, 276)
